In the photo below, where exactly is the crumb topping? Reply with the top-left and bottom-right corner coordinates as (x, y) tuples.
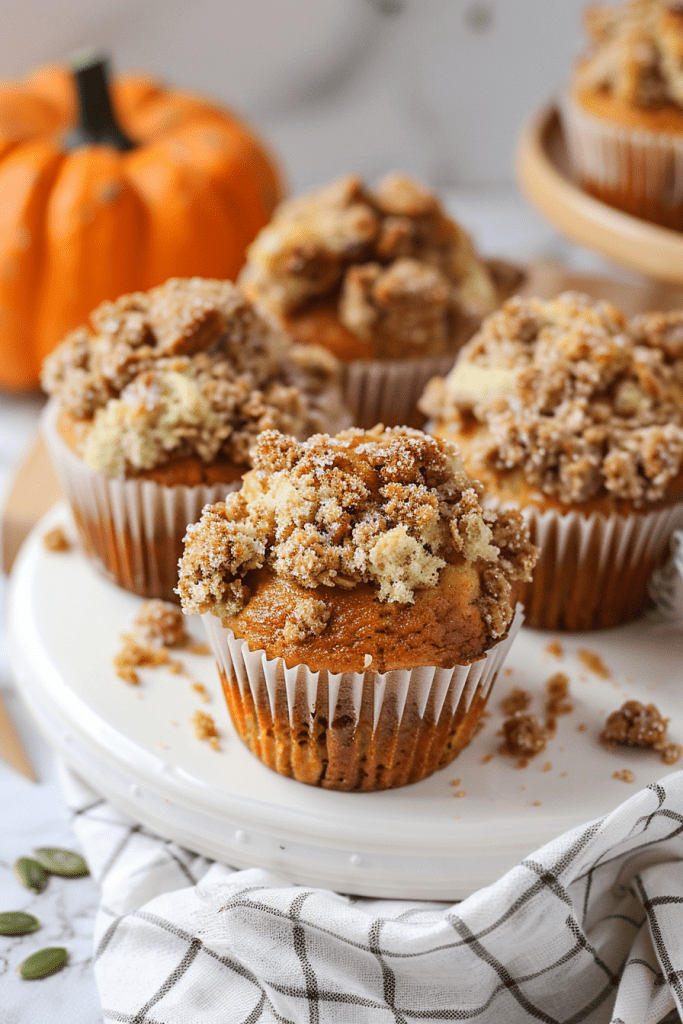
(239, 173), (502, 359)
(499, 712), (549, 760)
(600, 698), (681, 762)
(177, 426), (537, 640)
(420, 293), (683, 504)
(41, 278), (347, 476)
(575, 1), (683, 109)
(43, 526), (70, 553)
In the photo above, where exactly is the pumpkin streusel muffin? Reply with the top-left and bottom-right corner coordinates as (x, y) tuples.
(41, 277), (349, 601)
(177, 426), (537, 791)
(562, 0), (683, 228)
(420, 292), (683, 630)
(239, 173), (523, 427)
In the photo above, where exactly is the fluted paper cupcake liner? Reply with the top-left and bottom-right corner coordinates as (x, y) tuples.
(560, 91), (683, 229)
(42, 400), (240, 602)
(202, 606), (523, 791)
(516, 501), (683, 630)
(341, 355), (455, 429)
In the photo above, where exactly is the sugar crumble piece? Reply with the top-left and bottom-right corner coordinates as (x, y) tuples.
(577, 723), (587, 732)
(499, 711), (549, 761)
(43, 526), (71, 552)
(577, 649), (610, 679)
(480, 753), (494, 764)
(613, 769), (635, 783)
(168, 661), (185, 675)
(560, 771), (568, 777)
(532, 800), (542, 807)
(453, 790), (466, 799)
(600, 700), (678, 764)
(169, 719), (179, 727)
(158, 741), (168, 749)
(113, 635), (169, 684)
(545, 672), (573, 733)
(186, 642), (211, 656)
(500, 687), (531, 716)
(191, 709), (220, 748)
(545, 640), (563, 659)
(517, 758), (529, 769)
(450, 778), (461, 787)
(503, 667), (513, 677)
(134, 599), (188, 648)
(191, 682), (211, 704)
(542, 761), (552, 772)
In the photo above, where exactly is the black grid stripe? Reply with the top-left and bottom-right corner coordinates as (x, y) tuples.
(368, 917), (407, 1024)
(131, 936), (202, 1023)
(635, 874), (683, 1004)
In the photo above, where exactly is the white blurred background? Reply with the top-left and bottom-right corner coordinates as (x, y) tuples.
(1, 0), (587, 193)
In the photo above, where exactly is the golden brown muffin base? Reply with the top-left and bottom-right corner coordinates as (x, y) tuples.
(57, 411), (244, 602)
(222, 562), (498, 673)
(219, 659), (491, 791)
(572, 88), (683, 230)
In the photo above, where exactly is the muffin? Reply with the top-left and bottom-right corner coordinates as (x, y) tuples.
(177, 426), (537, 791)
(41, 277), (350, 602)
(562, 0), (683, 229)
(239, 173), (523, 428)
(420, 292), (683, 630)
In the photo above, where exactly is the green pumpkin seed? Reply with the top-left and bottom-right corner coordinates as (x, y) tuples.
(18, 946), (68, 980)
(33, 848), (89, 878)
(15, 858), (48, 893)
(0, 911), (40, 936)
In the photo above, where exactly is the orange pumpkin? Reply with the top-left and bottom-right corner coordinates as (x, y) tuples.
(0, 57), (283, 390)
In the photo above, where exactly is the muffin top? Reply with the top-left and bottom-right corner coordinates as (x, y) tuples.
(177, 426), (537, 670)
(238, 173), (508, 360)
(41, 277), (347, 477)
(574, 1), (683, 109)
(420, 292), (683, 506)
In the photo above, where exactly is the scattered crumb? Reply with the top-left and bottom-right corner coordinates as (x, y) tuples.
(191, 682), (211, 704)
(450, 778), (461, 787)
(169, 720), (179, 727)
(519, 785), (526, 791)
(135, 692), (144, 700)
(532, 800), (542, 807)
(503, 667), (513, 677)
(499, 711), (548, 761)
(158, 741), (168, 749)
(500, 687), (531, 716)
(613, 769), (635, 783)
(480, 753), (494, 764)
(577, 723), (587, 732)
(453, 790), (466, 798)
(134, 600), (188, 648)
(113, 636), (169, 684)
(186, 642), (211, 656)
(600, 700), (678, 764)
(545, 640), (563, 659)
(43, 526), (71, 552)
(517, 758), (529, 769)
(168, 661), (185, 675)
(454, 816), (460, 819)
(577, 648), (610, 679)
(560, 771), (568, 777)
(545, 672), (573, 733)
(192, 709), (220, 748)
(542, 761), (552, 773)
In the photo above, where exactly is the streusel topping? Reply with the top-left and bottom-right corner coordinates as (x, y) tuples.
(420, 293), (683, 504)
(575, 1), (683, 108)
(41, 278), (347, 476)
(239, 173), (502, 358)
(178, 426), (537, 640)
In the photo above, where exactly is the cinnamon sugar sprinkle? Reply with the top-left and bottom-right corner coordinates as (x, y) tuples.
(178, 427), (537, 642)
(420, 293), (683, 505)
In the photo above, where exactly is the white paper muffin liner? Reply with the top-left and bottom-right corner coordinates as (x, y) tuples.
(341, 355), (455, 429)
(514, 500), (683, 630)
(202, 605), (523, 790)
(560, 90), (683, 226)
(41, 400), (240, 602)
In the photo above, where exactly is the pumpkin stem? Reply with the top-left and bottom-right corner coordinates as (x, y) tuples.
(64, 54), (136, 152)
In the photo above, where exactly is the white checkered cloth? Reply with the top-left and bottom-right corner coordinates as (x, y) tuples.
(61, 764), (683, 1024)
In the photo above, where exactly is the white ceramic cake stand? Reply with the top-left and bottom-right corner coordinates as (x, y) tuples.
(8, 503), (683, 900)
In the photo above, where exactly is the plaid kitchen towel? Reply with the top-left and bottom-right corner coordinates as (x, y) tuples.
(61, 764), (683, 1024)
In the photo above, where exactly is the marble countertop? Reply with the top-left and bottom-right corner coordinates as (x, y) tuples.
(0, 189), (639, 1021)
